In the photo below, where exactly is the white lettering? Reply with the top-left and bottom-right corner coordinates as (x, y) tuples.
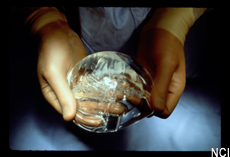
(220, 148), (226, 157)
(212, 148), (219, 157)
(212, 148), (229, 157)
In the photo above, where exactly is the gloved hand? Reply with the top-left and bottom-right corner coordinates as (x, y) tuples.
(137, 28), (186, 118)
(22, 7), (89, 121)
(136, 8), (207, 118)
(36, 20), (88, 121)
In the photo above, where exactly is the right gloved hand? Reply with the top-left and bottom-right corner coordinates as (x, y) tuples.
(36, 20), (88, 121)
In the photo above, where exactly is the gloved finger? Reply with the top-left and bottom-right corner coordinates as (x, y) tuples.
(149, 28), (182, 113)
(74, 111), (104, 127)
(74, 101), (126, 127)
(150, 59), (177, 113)
(77, 101), (127, 115)
(43, 69), (77, 121)
(155, 52), (186, 118)
(149, 28), (185, 117)
(38, 78), (63, 115)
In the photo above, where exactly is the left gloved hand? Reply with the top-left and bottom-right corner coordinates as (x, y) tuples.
(137, 28), (186, 118)
(136, 8), (207, 118)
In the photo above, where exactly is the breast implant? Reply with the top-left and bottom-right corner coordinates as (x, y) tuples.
(67, 51), (154, 133)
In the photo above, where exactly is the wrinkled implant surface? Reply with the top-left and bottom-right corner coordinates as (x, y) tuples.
(67, 51), (154, 133)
